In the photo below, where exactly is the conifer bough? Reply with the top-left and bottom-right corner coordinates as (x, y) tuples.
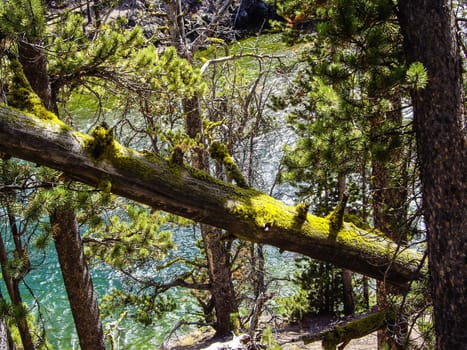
(0, 106), (422, 287)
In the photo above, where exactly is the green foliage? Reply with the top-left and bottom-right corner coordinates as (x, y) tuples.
(85, 204), (182, 327)
(276, 253), (373, 322)
(48, 12), (144, 78)
(101, 290), (176, 326)
(6, 250), (29, 279)
(84, 204), (175, 268)
(4, 304), (51, 349)
(11, 303), (28, 322)
(260, 325), (282, 350)
(273, 1), (316, 43)
(0, 0), (45, 40)
(406, 62), (428, 90)
(276, 288), (309, 322)
(33, 231), (51, 251)
(274, 0), (417, 229)
(0, 159), (60, 280)
(48, 12), (204, 99)
(294, 258), (344, 316)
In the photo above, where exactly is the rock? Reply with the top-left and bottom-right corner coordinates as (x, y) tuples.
(232, 0), (282, 33)
(203, 334), (251, 350)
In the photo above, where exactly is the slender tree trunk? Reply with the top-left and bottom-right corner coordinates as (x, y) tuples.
(16, 38), (106, 349)
(201, 226), (238, 336)
(0, 318), (14, 350)
(370, 97), (407, 350)
(362, 275), (370, 310)
(50, 206), (106, 350)
(0, 193), (34, 350)
(338, 174), (354, 316)
(397, 2), (467, 348)
(17, 41), (56, 114)
(166, 2), (239, 336)
(0, 234), (33, 350)
(0, 293), (14, 350)
(184, 96), (238, 336)
(360, 156), (371, 311)
(251, 243), (265, 300)
(342, 270), (354, 316)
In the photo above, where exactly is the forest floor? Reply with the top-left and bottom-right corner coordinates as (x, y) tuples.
(167, 314), (377, 349)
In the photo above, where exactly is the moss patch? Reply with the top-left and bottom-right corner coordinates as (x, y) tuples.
(227, 189), (330, 237)
(87, 124), (115, 160)
(209, 141), (249, 188)
(320, 311), (393, 349)
(7, 60), (61, 123)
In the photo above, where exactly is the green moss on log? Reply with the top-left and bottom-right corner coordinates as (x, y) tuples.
(227, 190), (330, 236)
(327, 192), (348, 237)
(97, 176), (112, 193)
(7, 60), (62, 124)
(87, 124), (115, 160)
(209, 141), (249, 188)
(319, 311), (393, 350)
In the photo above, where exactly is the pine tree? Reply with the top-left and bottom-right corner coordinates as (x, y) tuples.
(274, 1), (422, 346)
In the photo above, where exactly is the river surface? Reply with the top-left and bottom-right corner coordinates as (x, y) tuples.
(18, 229), (298, 349)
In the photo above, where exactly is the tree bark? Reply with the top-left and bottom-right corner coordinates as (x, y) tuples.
(201, 226), (238, 336)
(337, 174), (354, 316)
(0, 294), (14, 350)
(50, 206), (106, 350)
(370, 97), (407, 350)
(0, 107), (423, 288)
(0, 232), (34, 350)
(0, 318), (13, 350)
(303, 311), (393, 349)
(0, 191), (34, 350)
(167, 0), (242, 334)
(397, 2), (467, 349)
(17, 41), (56, 114)
(183, 95), (238, 336)
(13, 44), (106, 348)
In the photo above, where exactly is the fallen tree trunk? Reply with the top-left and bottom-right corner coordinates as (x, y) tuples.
(0, 106), (422, 287)
(302, 311), (393, 350)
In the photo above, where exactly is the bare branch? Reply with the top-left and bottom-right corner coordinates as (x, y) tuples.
(200, 53), (287, 75)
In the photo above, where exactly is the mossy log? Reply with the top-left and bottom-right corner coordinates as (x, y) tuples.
(302, 311), (393, 350)
(0, 106), (423, 287)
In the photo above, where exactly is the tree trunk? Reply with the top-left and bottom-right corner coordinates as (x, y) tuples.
(50, 206), (106, 350)
(0, 235), (33, 350)
(397, 2), (467, 348)
(0, 199), (34, 350)
(184, 96), (238, 336)
(337, 174), (354, 316)
(0, 299), (14, 350)
(201, 226), (238, 336)
(0, 106), (424, 287)
(303, 311), (393, 348)
(370, 97), (407, 350)
(17, 40), (56, 114)
(15, 43), (106, 348)
(342, 269), (354, 316)
(251, 243), (266, 300)
(166, 1), (239, 335)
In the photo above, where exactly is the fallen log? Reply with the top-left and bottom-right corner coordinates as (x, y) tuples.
(0, 106), (423, 287)
(301, 311), (393, 350)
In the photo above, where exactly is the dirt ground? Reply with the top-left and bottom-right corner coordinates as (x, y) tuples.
(167, 314), (378, 349)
